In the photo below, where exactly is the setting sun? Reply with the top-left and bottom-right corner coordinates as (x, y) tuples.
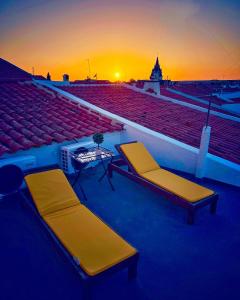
(115, 72), (120, 79)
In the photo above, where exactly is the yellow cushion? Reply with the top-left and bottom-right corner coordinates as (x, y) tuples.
(25, 169), (80, 216)
(142, 169), (214, 202)
(44, 205), (137, 276)
(120, 142), (160, 174)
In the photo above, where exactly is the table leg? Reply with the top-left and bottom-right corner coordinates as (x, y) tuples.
(98, 157), (115, 191)
(72, 170), (88, 201)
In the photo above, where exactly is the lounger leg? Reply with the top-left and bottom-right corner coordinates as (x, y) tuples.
(72, 171), (81, 187)
(82, 280), (91, 300)
(128, 256), (138, 280)
(210, 199), (218, 214)
(187, 208), (195, 225)
(79, 183), (88, 202)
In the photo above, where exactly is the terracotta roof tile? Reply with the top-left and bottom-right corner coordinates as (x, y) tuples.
(0, 58), (32, 80)
(0, 82), (122, 156)
(158, 87), (240, 117)
(60, 85), (240, 165)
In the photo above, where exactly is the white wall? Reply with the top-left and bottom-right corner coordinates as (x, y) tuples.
(2, 141), (69, 169)
(1, 131), (124, 170)
(123, 125), (198, 174)
(120, 124), (240, 187)
(206, 154), (240, 187)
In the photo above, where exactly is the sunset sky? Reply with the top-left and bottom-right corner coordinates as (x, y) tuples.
(0, 0), (239, 81)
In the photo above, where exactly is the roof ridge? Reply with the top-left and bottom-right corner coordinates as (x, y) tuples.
(0, 58), (32, 80)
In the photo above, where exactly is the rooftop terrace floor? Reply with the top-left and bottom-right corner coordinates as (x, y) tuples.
(0, 165), (239, 300)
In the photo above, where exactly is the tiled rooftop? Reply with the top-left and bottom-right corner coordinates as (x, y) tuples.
(230, 97), (240, 104)
(1, 165), (239, 300)
(0, 82), (123, 156)
(160, 87), (214, 106)
(160, 87), (239, 117)
(0, 58), (32, 80)
(200, 95), (226, 106)
(222, 87), (240, 93)
(170, 83), (240, 97)
(171, 84), (217, 97)
(60, 85), (240, 164)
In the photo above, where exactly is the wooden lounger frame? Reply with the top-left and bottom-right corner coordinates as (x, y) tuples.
(108, 141), (218, 225)
(21, 185), (139, 300)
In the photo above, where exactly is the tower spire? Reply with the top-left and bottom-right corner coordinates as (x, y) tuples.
(150, 56), (162, 81)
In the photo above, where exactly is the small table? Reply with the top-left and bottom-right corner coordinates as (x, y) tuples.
(71, 146), (115, 192)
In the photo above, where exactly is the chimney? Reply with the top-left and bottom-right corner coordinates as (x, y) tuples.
(63, 74), (69, 82)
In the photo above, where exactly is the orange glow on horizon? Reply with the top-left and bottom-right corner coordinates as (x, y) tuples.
(1, 1), (239, 81)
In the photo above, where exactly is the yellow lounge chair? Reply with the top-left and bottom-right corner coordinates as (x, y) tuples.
(24, 169), (138, 299)
(108, 141), (218, 224)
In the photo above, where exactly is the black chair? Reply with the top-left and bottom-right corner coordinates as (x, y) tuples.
(0, 164), (24, 198)
(71, 147), (89, 201)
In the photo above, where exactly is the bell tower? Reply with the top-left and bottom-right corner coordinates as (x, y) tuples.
(150, 57), (162, 81)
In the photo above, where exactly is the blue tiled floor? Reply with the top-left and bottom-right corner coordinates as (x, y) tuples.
(0, 165), (239, 300)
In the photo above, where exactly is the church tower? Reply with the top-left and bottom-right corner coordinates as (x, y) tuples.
(150, 57), (162, 81)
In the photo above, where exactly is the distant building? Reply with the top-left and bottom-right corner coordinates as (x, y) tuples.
(47, 72), (51, 80)
(63, 74), (69, 82)
(33, 75), (46, 80)
(73, 79), (110, 84)
(150, 57), (162, 81)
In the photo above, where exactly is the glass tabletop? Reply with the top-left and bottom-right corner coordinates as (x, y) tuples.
(71, 146), (114, 164)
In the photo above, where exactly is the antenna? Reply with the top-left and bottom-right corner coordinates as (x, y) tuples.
(86, 59), (91, 79)
(32, 67), (35, 76)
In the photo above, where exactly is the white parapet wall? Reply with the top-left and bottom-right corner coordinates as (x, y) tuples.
(122, 124), (198, 174)
(195, 126), (211, 178)
(205, 154), (240, 187)
(121, 123), (240, 186)
(222, 103), (240, 114)
(0, 131), (125, 193)
(0, 131), (125, 170)
(33, 81), (240, 187)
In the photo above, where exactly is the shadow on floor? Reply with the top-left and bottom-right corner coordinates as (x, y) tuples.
(0, 165), (239, 300)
